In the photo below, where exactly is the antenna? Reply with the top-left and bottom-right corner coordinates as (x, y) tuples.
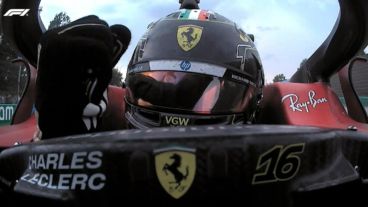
(179, 0), (200, 9)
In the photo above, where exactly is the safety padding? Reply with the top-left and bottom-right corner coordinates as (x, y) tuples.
(258, 82), (368, 132)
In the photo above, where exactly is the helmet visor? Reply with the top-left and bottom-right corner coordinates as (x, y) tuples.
(126, 71), (256, 114)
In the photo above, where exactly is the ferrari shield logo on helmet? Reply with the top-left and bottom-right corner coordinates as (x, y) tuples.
(177, 25), (203, 51)
(154, 147), (196, 199)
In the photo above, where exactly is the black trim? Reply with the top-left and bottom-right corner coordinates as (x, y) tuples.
(1, 0), (44, 67)
(348, 56), (368, 122)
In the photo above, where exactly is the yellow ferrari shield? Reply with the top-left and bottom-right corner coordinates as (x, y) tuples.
(154, 147), (196, 199)
(177, 25), (203, 51)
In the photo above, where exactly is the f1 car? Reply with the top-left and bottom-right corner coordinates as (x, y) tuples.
(0, 0), (368, 206)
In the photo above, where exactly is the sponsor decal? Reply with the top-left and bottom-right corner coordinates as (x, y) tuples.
(154, 147), (196, 199)
(164, 115), (190, 126)
(281, 90), (328, 113)
(252, 143), (305, 185)
(149, 60), (226, 77)
(180, 60), (191, 71)
(231, 74), (254, 86)
(3, 9), (30, 16)
(129, 65), (145, 73)
(128, 62), (150, 74)
(177, 25), (203, 51)
(21, 151), (106, 191)
(0, 104), (15, 122)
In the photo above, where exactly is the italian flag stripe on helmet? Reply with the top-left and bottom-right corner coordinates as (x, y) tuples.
(179, 9), (209, 21)
(179, 9), (191, 19)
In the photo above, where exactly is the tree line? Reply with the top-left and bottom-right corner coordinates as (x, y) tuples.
(1, 11), (366, 94)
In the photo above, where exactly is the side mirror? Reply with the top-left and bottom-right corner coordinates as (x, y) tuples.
(0, 58), (30, 126)
(338, 56), (368, 123)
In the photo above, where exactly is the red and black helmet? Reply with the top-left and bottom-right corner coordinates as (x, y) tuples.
(125, 5), (264, 129)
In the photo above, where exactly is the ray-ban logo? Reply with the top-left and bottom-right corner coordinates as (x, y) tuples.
(4, 9), (30, 16)
(281, 90), (328, 113)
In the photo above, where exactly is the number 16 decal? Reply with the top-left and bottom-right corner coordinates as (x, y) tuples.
(252, 143), (305, 185)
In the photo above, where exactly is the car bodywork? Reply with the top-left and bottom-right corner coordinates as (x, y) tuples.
(0, 0), (367, 206)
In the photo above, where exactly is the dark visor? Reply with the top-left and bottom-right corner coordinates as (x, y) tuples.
(126, 71), (256, 114)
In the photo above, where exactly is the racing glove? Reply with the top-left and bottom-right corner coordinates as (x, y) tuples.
(35, 15), (131, 139)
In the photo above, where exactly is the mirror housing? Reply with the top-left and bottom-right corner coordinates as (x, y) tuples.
(338, 56), (368, 123)
(290, 0), (368, 83)
(9, 58), (36, 125)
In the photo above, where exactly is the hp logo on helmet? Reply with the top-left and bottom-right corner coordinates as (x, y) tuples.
(180, 61), (191, 71)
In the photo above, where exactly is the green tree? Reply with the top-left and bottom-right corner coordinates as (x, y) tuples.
(297, 58), (308, 71)
(110, 68), (124, 87)
(273, 74), (286, 83)
(0, 35), (16, 60)
(0, 35), (23, 102)
(48, 12), (71, 30)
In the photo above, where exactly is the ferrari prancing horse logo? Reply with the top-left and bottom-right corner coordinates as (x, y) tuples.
(154, 147), (196, 199)
(177, 25), (203, 51)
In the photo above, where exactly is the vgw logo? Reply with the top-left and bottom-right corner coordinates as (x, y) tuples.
(4, 9), (30, 16)
(164, 116), (190, 126)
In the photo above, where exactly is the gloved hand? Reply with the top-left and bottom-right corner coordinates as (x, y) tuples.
(35, 15), (131, 139)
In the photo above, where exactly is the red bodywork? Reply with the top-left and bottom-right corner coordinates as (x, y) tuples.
(1, 78), (367, 148)
(260, 82), (368, 131)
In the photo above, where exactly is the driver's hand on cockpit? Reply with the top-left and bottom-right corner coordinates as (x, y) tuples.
(35, 15), (131, 139)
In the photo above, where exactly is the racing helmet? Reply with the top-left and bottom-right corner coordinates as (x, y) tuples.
(125, 8), (264, 129)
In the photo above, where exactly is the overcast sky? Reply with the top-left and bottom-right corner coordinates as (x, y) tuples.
(40, 0), (341, 83)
